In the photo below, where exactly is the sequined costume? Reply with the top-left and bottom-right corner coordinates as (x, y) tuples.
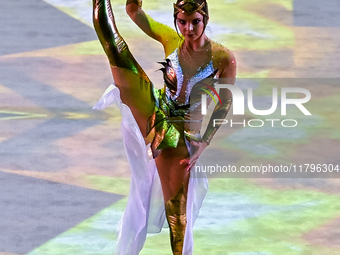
(146, 47), (219, 158)
(92, 0), (235, 254)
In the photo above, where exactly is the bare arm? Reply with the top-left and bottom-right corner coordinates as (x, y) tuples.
(126, 0), (180, 56)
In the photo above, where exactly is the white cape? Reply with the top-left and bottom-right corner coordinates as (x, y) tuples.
(93, 84), (208, 255)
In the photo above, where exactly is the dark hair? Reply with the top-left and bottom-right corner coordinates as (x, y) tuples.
(173, 0), (209, 39)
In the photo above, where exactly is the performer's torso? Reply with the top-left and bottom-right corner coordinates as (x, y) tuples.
(161, 44), (217, 133)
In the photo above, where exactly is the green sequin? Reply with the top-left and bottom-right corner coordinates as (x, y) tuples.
(147, 88), (189, 157)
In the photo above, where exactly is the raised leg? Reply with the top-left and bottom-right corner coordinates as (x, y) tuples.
(93, 0), (155, 136)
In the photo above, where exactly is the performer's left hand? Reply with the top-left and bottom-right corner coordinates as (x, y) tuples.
(180, 140), (208, 171)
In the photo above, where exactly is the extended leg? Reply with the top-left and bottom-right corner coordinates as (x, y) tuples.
(93, 0), (149, 82)
(93, 0), (155, 136)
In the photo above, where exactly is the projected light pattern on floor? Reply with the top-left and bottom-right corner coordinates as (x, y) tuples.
(0, 0), (339, 254)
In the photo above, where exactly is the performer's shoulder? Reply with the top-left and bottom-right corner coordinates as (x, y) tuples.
(210, 40), (236, 68)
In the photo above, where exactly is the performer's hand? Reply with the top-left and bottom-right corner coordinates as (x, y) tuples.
(180, 140), (208, 171)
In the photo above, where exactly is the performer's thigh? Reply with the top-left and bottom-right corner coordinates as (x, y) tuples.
(111, 67), (155, 137)
(155, 142), (190, 202)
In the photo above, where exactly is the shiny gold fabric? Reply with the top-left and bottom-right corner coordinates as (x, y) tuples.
(93, 0), (150, 83)
(165, 184), (187, 255)
(173, 0), (207, 16)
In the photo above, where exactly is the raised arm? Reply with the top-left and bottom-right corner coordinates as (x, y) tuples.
(126, 0), (180, 57)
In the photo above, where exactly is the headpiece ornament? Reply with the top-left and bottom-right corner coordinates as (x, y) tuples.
(173, 0), (207, 17)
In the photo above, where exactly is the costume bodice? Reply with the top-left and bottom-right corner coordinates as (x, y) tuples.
(148, 47), (219, 157)
(165, 48), (215, 107)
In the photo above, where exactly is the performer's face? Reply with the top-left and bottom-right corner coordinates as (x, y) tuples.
(176, 12), (206, 42)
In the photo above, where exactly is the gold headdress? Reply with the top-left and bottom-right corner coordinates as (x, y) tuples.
(173, 0), (207, 16)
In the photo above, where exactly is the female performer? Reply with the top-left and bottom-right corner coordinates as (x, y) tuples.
(92, 0), (236, 254)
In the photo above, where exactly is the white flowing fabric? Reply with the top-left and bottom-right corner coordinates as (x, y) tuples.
(93, 84), (208, 255)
